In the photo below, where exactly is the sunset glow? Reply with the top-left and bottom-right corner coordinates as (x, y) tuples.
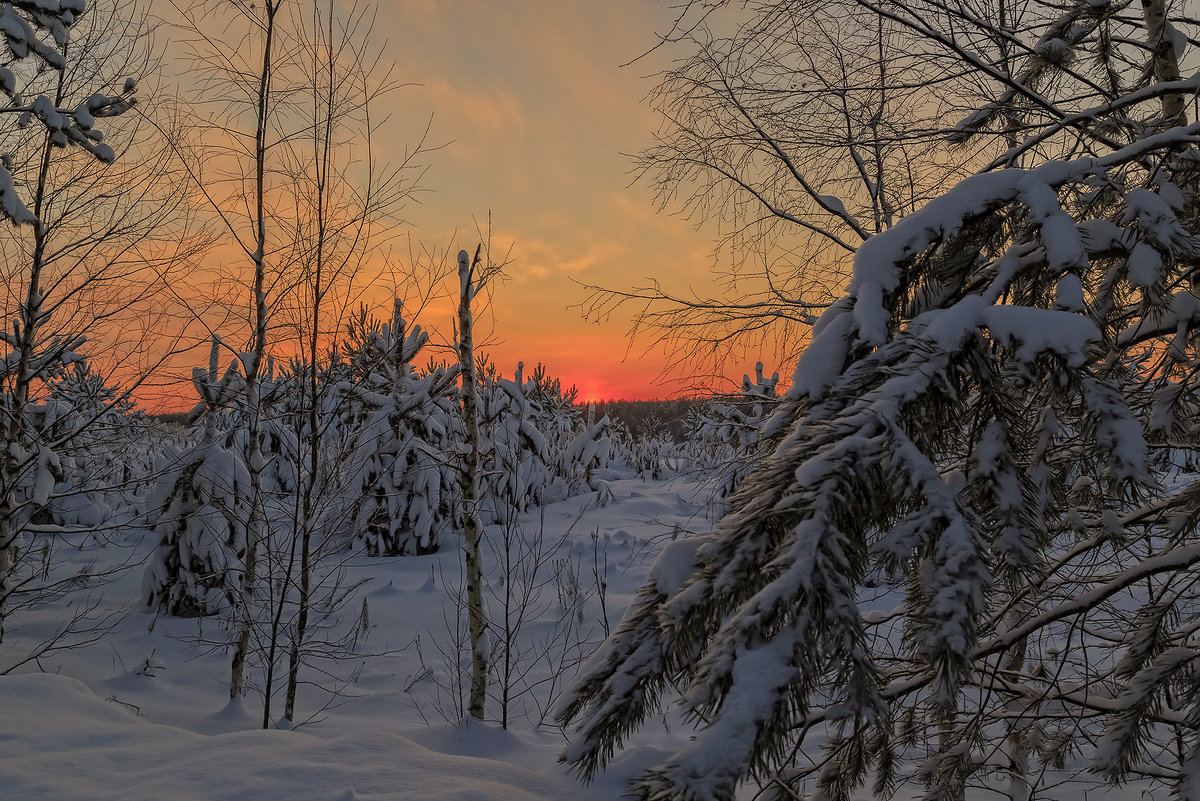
(366, 1), (746, 404)
(61, 0), (789, 413)
(108, 0), (777, 412)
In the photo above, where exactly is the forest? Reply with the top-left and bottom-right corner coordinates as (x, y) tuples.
(5, 1), (1200, 800)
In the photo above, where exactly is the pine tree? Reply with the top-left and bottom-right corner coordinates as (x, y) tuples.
(563, 407), (613, 493)
(142, 340), (251, 618)
(341, 301), (460, 556)
(559, 2), (1200, 799)
(689, 362), (780, 499)
(41, 359), (148, 526)
(476, 360), (555, 523)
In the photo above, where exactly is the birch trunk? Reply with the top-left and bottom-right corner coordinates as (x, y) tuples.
(231, 0), (279, 701)
(1141, 0), (1187, 127)
(458, 246), (488, 721)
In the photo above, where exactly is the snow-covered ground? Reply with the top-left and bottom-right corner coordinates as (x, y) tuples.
(0, 474), (713, 801)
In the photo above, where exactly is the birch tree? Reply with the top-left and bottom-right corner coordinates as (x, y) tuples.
(162, 0), (428, 714)
(0, 0), (186, 644)
(457, 245), (488, 721)
(455, 238), (511, 721)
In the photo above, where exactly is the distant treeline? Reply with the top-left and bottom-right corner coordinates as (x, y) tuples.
(584, 398), (704, 443)
(155, 398), (712, 443)
(156, 398), (724, 443)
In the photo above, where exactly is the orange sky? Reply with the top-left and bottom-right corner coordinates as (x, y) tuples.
(102, 0), (784, 411)
(364, 0), (744, 402)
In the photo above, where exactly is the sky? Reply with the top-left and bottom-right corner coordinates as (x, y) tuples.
(365, 1), (732, 402)
(21, 0), (759, 412)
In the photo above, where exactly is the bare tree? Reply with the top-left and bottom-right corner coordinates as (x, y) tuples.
(166, 0), (303, 702)
(588, 0), (1197, 385)
(272, 0), (424, 727)
(0, 0), (193, 644)
(160, 0), (431, 714)
(583, 0), (948, 383)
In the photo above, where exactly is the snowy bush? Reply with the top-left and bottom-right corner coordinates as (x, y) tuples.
(525, 362), (581, 461)
(0, 328), (85, 530)
(607, 412), (679, 481)
(562, 409), (613, 492)
(686, 362), (779, 498)
(39, 360), (153, 525)
(474, 360), (613, 519)
(476, 361), (557, 523)
(143, 341), (258, 617)
(142, 436), (251, 617)
(341, 303), (460, 556)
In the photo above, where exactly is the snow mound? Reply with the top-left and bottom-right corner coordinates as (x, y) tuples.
(0, 673), (594, 801)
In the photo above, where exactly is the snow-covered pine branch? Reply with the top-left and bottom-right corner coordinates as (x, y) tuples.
(559, 111), (1200, 800)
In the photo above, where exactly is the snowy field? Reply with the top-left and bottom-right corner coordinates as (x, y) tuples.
(3, 468), (1169, 801)
(0, 473), (710, 801)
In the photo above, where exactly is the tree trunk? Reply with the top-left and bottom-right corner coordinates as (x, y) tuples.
(1142, 0), (1187, 127)
(231, 0), (279, 701)
(283, 0), (337, 725)
(458, 246), (488, 721)
(0, 63), (68, 642)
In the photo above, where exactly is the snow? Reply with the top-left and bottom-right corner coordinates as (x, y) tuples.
(1122, 188), (1186, 250)
(0, 473), (711, 801)
(1128, 242), (1162, 287)
(7, 5), (1200, 796)
(0, 673), (586, 801)
(980, 304), (1099, 367)
(646, 534), (705, 596)
(794, 159), (1112, 402)
(1056, 272), (1085, 311)
(0, 162), (35, 225)
(789, 298), (857, 399)
(844, 169), (1029, 347)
